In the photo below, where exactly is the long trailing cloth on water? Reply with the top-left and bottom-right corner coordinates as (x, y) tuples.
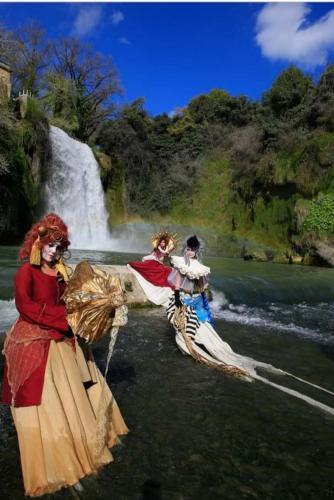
(62, 261), (129, 457)
(167, 298), (249, 380)
(129, 265), (334, 417)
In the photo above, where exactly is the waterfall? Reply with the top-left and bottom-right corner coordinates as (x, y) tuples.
(46, 126), (112, 250)
(45, 126), (206, 253)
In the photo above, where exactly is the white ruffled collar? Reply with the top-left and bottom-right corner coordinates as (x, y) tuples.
(170, 256), (210, 279)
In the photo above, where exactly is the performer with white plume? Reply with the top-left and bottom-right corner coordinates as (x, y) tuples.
(168, 235), (213, 324)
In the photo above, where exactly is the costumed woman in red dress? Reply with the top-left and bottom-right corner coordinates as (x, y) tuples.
(1, 213), (128, 497)
(128, 231), (177, 287)
(128, 231), (178, 305)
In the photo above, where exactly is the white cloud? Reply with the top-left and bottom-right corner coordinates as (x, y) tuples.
(111, 11), (124, 26)
(119, 37), (131, 46)
(256, 3), (334, 68)
(72, 6), (102, 37)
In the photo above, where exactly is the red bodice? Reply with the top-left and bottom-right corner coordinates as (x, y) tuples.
(15, 262), (68, 333)
(2, 263), (70, 407)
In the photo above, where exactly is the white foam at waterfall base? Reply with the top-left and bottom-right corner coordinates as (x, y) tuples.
(210, 289), (334, 343)
(46, 126), (113, 251)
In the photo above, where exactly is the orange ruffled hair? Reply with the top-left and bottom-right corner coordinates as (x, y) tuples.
(19, 213), (70, 262)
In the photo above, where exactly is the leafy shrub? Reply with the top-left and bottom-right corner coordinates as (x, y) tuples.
(303, 194), (334, 234)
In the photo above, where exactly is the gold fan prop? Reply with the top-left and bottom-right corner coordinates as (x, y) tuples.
(62, 261), (128, 343)
(62, 261), (128, 459)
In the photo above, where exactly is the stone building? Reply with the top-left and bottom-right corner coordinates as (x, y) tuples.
(0, 60), (11, 101)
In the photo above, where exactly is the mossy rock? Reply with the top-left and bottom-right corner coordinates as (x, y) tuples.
(251, 251), (269, 262)
(302, 255), (319, 266)
(273, 254), (290, 264)
(289, 255), (303, 265)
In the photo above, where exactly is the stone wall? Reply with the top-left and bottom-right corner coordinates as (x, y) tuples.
(99, 265), (151, 306)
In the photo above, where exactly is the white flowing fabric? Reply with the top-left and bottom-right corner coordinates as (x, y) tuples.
(128, 266), (334, 417)
(170, 256), (210, 279)
(127, 265), (173, 306)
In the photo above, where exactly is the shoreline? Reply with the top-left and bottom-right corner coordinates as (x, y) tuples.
(0, 244), (331, 269)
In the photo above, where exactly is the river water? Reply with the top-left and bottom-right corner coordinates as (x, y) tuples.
(1, 247), (334, 499)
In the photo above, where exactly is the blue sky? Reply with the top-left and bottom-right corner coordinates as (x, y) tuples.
(1, 2), (334, 116)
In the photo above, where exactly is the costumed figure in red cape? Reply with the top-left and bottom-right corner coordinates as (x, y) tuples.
(1, 213), (128, 497)
(128, 231), (178, 305)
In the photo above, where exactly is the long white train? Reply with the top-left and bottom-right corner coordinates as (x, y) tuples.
(128, 265), (334, 417)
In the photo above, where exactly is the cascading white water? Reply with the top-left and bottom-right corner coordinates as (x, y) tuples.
(46, 126), (112, 250)
(45, 126), (198, 253)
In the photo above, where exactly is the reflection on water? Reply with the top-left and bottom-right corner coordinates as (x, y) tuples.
(2, 310), (334, 499)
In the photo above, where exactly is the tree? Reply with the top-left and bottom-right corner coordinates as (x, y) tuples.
(263, 66), (315, 118)
(186, 89), (255, 126)
(0, 24), (15, 64)
(43, 72), (79, 134)
(98, 100), (156, 213)
(0, 103), (15, 175)
(308, 65), (334, 131)
(48, 37), (120, 140)
(0, 22), (49, 94)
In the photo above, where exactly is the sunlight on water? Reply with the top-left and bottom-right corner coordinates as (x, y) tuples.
(1, 247), (334, 343)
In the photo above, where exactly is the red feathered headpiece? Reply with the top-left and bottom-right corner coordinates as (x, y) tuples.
(19, 213), (70, 263)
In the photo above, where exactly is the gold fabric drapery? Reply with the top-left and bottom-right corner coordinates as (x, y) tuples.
(62, 261), (128, 344)
(62, 261), (129, 458)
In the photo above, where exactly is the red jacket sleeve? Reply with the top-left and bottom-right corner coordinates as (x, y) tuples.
(15, 264), (69, 333)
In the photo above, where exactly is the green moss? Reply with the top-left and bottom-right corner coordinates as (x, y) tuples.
(105, 185), (127, 225)
(49, 115), (79, 136)
(167, 155), (295, 252)
(96, 154), (128, 225)
(253, 197), (295, 245)
(274, 153), (300, 184)
(309, 132), (334, 148)
(170, 156), (232, 230)
(25, 97), (47, 125)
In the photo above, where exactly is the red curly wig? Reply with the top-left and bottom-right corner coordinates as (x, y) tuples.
(19, 213), (70, 262)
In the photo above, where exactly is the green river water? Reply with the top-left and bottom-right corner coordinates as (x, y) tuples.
(1, 248), (334, 499)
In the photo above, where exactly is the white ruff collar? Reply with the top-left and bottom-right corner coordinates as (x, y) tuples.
(171, 256), (210, 279)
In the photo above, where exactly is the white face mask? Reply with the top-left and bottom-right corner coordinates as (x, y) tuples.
(42, 243), (61, 263)
(186, 248), (196, 259)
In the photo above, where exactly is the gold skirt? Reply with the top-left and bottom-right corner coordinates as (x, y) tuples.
(11, 339), (129, 497)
